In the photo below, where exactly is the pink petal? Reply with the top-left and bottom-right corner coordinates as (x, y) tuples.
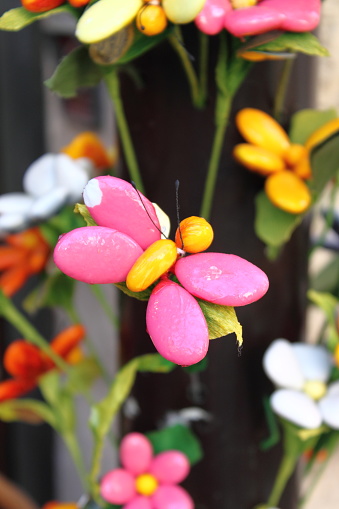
(152, 485), (194, 509)
(120, 433), (153, 475)
(53, 226), (143, 284)
(124, 495), (153, 509)
(83, 176), (161, 250)
(175, 253), (269, 307)
(195, 0), (232, 35)
(100, 468), (136, 505)
(224, 0), (320, 37)
(146, 280), (209, 366)
(150, 451), (190, 484)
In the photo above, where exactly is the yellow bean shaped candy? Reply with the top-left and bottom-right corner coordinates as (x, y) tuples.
(175, 216), (214, 253)
(233, 144), (285, 176)
(126, 239), (178, 292)
(305, 118), (339, 151)
(236, 108), (290, 157)
(265, 171), (311, 214)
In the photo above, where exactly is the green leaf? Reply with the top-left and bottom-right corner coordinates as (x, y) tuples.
(39, 205), (86, 247)
(136, 354), (175, 373)
(113, 26), (174, 65)
(0, 399), (55, 426)
(247, 31), (329, 57)
(115, 281), (154, 301)
(74, 203), (98, 226)
(45, 46), (103, 98)
(0, 5), (79, 31)
(39, 372), (76, 433)
(307, 289), (338, 326)
(310, 131), (339, 197)
(255, 191), (303, 249)
(289, 108), (338, 145)
(311, 257), (339, 294)
(64, 357), (102, 394)
(197, 299), (243, 346)
(23, 271), (76, 314)
(147, 424), (203, 465)
(183, 357), (208, 373)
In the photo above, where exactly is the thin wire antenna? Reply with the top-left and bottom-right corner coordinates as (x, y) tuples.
(136, 2), (149, 31)
(131, 181), (167, 238)
(175, 180), (184, 250)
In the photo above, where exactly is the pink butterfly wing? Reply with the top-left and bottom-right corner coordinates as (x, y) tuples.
(53, 226), (143, 284)
(175, 252), (269, 306)
(83, 176), (161, 250)
(146, 279), (209, 366)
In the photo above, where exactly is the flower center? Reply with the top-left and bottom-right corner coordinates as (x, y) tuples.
(135, 474), (158, 496)
(230, 0), (258, 9)
(303, 380), (327, 401)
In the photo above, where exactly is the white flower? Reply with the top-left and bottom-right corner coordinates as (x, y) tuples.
(0, 153), (94, 235)
(263, 338), (339, 430)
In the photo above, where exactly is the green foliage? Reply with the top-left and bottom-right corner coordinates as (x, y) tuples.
(0, 398), (56, 426)
(183, 357), (208, 373)
(147, 424), (203, 465)
(255, 191), (303, 250)
(307, 289), (339, 350)
(244, 31), (329, 58)
(45, 46), (103, 98)
(115, 281), (155, 301)
(310, 131), (339, 197)
(197, 299), (243, 346)
(23, 271), (76, 315)
(0, 5), (79, 31)
(289, 109), (337, 144)
(74, 203), (98, 226)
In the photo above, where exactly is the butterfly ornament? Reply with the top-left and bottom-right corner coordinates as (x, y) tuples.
(54, 176), (269, 366)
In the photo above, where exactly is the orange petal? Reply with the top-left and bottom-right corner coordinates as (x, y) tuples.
(0, 379), (37, 402)
(306, 118), (339, 151)
(50, 324), (86, 359)
(283, 143), (308, 167)
(42, 503), (78, 509)
(0, 246), (26, 270)
(6, 228), (47, 251)
(27, 249), (49, 274)
(293, 155), (312, 180)
(0, 265), (30, 296)
(4, 340), (47, 379)
(265, 170), (311, 214)
(233, 143), (285, 175)
(61, 132), (113, 169)
(236, 108), (290, 156)
(65, 346), (84, 365)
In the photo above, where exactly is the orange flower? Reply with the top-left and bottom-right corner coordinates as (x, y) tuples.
(61, 131), (116, 171)
(0, 324), (86, 402)
(0, 228), (50, 297)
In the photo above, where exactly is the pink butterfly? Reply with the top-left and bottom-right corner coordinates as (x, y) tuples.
(53, 176), (269, 366)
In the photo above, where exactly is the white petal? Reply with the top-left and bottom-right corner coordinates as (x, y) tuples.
(76, 157), (95, 178)
(0, 213), (29, 231)
(23, 154), (58, 197)
(152, 202), (171, 239)
(28, 188), (68, 220)
(271, 389), (322, 429)
(0, 193), (34, 214)
(318, 394), (339, 429)
(263, 339), (304, 389)
(327, 380), (339, 396)
(292, 343), (333, 383)
(54, 154), (89, 202)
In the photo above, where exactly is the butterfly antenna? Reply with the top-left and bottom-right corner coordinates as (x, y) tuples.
(136, 2), (149, 31)
(131, 181), (166, 238)
(175, 180), (184, 250)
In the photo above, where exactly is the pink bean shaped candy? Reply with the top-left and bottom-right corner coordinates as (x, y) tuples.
(146, 280), (209, 366)
(100, 468), (136, 505)
(53, 226), (143, 284)
(150, 451), (190, 485)
(195, 0), (231, 35)
(152, 485), (194, 509)
(83, 176), (161, 250)
(120, 433), (153, 475)
(124, 496), (153, 509)
(175, 253), (269, 306)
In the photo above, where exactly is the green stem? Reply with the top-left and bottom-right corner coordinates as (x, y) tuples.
(198, 32), (209, 108)
(266, 449), (299, 507)
(200, 95), (232, 220)
(0, 290), (69, 372)
(90, 284), (120, 329)
(169, 26), (202, 108)
(103, 69), (145, 193)
(273, 59), (294, 123)
(63, 432), (90, 494)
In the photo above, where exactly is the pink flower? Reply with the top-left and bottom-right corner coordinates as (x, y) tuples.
(100, 432), (194, 509)
(53, 176), (269, 366)
(195, 0), (321, 37)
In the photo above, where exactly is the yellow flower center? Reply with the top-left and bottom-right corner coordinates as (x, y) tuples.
(303, 380), (327, 401)
(135, 474), (158, 496)
(230, 0), (258, 9)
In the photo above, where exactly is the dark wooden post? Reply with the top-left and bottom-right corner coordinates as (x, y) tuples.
(120, 31), (312, 509)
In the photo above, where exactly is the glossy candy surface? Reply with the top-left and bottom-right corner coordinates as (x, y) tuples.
(175, 216), (214, 253)
(175, 253), (269, 306)
(53, 226), (143, 284)
(163, 0), (206, 23)
(146, 279), (209, 365)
